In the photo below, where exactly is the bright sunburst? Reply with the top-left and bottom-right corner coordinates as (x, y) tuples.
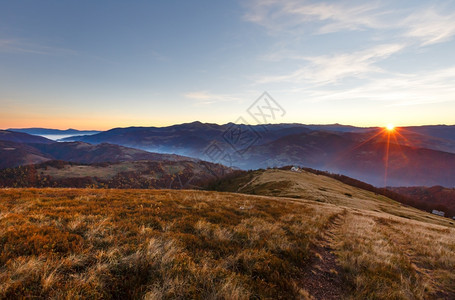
(386, 124), (395, 131)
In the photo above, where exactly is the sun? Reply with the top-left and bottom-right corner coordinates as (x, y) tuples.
(386, 124), (395, 131)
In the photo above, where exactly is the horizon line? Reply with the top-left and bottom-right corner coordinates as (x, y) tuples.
(2, 121), (455, 132)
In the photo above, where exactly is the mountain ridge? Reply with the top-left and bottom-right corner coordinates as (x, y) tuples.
(56, 122), (455, 187)
(7, 128), (101, 135)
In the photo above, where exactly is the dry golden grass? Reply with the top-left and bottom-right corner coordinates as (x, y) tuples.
(0, 188), (342, 299)
(218, 169), (455, 228)
(332, 210), (455, 299)
(41, 162), (148, 180)
(0, 186), (454, 299)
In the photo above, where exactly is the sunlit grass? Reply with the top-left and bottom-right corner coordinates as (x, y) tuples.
(0, 188), (454, 299)
(0, 188), (340, 299)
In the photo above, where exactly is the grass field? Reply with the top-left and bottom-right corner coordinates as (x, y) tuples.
(210, 169), (455, 228)
(0, 160), (229, 189)
(0, 186), (454, 299)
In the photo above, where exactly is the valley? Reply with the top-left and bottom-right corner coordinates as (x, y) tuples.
(58, 122), (455, 187)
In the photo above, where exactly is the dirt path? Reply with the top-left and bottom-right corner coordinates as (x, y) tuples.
(300, 210), (347, 300)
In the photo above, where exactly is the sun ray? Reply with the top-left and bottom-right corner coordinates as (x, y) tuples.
(327, 128), (394, 169)
(331, 128), (387, 159)
(325, 125), (409, 187)
(393, 127), (422, 148)
(384, 129), (391, 186)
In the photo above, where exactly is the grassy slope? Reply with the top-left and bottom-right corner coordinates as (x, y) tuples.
(211, 169), (455, 228)
(0, 173), (454, 298)
(0, 160), (230, 189)
(40, 161), (186, 180)
(0, 188), (340, 299)
(390, 186), (455, 217)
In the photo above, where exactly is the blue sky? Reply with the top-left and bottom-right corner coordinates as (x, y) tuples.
(1, 0), (455, 129)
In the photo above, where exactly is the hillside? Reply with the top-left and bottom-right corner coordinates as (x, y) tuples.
(29, 142), (197, 164)
(0, 141), (53, 169)
(0, 140), (198, 169)
(59, 122), (455, 187)
(242, 131), (455, 187)
(390, 186), (455, 217)
(0, 130), (54, 144)
(0, 188), (453, 299)
(0, 160), (231, 189)
(209, 168), (455, 227)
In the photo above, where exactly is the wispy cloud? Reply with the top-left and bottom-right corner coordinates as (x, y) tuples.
(245, 0), (455, 46)
(0, 38), (77, 56)
(184, 91), (242, 105)
(257, 43), (405, 85)
(246, 0), (455, 109)
(290, 66), (455, 107)
(244, 0), (386, 35)
(401, 8), (455, 46)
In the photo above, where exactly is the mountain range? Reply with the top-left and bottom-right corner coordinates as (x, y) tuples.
(56, 122), (455, 187)
(2, 122), (455, 187)
(242, 130), (455, 186)
(7, 128), (100, 136)
(0, 130), (196, 169)
(1, 124), (455, 216)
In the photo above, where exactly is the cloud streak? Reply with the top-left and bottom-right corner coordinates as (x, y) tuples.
(0, 38), (77, 56)
(245, 0), (455, 111)
(257, 43), (406, 85)
(402, 8), (455, 46)
(244, 0), (384, 35)
(289, 65), (455, 107)
(245, 0), (455, 46)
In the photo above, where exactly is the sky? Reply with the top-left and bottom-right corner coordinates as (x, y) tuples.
(1, 0), (455, 130)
